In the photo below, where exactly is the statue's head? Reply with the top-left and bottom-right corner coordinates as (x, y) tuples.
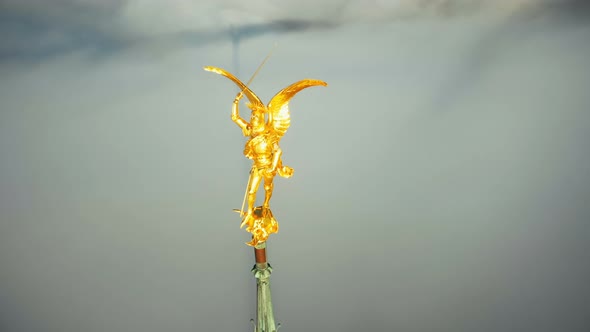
(247, 103), (266, 134)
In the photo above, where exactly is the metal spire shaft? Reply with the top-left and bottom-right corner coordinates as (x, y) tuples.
(252, 241), (279, 332)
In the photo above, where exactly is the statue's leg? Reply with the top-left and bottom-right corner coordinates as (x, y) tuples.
(262, 175), (274, 209)
(241, 169), (262, 229)
(247, 169), (262, 215)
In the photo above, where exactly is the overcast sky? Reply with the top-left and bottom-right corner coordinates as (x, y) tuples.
(1, 1), (589, 332)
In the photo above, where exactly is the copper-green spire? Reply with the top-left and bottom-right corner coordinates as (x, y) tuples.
(251, 242), (279, 332)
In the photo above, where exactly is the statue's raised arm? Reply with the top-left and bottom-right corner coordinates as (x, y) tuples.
(231, 92), (251, 136)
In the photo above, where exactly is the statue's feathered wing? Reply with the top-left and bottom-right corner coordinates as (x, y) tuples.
(266, 79), (327, 138)
(203, 66), (265, 110)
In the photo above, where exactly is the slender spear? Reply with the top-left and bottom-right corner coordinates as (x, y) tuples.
(236, 43), (277, 100)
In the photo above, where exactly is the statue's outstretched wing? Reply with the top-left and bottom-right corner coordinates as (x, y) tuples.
(266, 79), (327, 138)
(203, 66), (265, 110)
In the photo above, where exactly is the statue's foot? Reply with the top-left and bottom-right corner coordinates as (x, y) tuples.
(261, 205), (270, 214)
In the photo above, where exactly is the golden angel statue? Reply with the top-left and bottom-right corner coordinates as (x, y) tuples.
(204, 65), (327, 246)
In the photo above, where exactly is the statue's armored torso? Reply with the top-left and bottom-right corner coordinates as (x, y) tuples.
(244, 134), (276, 169)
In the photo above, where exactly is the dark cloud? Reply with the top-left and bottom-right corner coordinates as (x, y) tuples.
(0, 11), (334, 62)
(0, 0), (585, 63)
(178, 19), (336, 47)
(0, 13), (125, 61)
(0, 0), (126, 61)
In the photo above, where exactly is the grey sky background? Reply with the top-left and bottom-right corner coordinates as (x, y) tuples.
(1, 1), (589, 331)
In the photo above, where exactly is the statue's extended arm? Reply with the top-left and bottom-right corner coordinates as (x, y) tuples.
(232, 93), (251, 136)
